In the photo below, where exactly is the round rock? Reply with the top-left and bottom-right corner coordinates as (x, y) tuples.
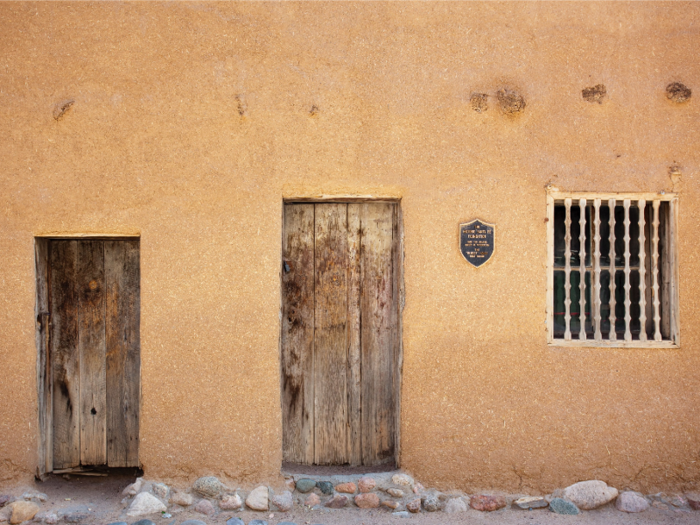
(355, 493), (379, 509)
(193, 476), (226, 498)
(181, 521), (206, 525)
(271, 491), (293, 512)
(226, 518), (245, 525)
(562, 480), (618, 510)
(514, 496), (548, 510)
(392, 474), (413, 487)
(170, 491), (194, 507)
(406, 498), (421, 513)
(126, 493), (166, 517)
(444, 498), (467, 514)
(295, 479), (316, 494)
(220, 494), (242, 511)
(334, 483), (356, 494)
(358, 477), (376, 493)
(131, 520), (156, 525)
(246, 486), (269, 511)
(249, 521), (268, 525)
(194, 499), (216, 516)
(304, 494), (320, 507)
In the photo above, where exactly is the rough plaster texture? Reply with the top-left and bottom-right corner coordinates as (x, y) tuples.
(1, 2), (699, 493)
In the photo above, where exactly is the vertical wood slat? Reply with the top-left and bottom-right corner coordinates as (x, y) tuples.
(564, 199), (572, 340)
(660, 202), (672, 339)
(652, 200), (662, 341)
(578, 198), (587, 340)
(638, 200), (647, 341)
(669, 199), (679, 343)
(35, 239), (52, 477)
(623, 200), (632, 341)
(593, 199), (602, 341)
(50, 241), (81, 469)
(281, 204), (316, 464)
(346, 204), (362, 466)
(390, 204), (402, 466)
(608, 199), (617, 340)
(360, 203), (396, 465)
(105, 240), (141, 467)
(314, 203), (349, 465)
(77, 241), (107, 466)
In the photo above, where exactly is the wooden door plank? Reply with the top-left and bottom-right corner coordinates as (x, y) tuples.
(49, 240), (81, 469)
(35, 239), (52, 477)
(77, 241), (107, 466)
(346, 204), (362, 466)
(314, 203), (349, 465)
(105, 240), (141, 467)
(360, 203), (396, 465)
(390, 203), (402, 466)
(281, 204), (316, 465)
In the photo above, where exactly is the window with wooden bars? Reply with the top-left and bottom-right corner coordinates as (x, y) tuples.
(546, 191), (679, 347)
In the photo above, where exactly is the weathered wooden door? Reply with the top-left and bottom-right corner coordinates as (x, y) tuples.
(281, 202), (401, 466)
(42, 239), (140, 470)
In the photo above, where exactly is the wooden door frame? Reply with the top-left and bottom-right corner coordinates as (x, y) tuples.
(279, 198), (404, 467)
(34, 235), (141, 479)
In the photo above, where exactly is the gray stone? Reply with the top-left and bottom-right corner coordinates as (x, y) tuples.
(562, 480), (618, 510)
(616, 492), (649, 513)
(21, 493), (47, 503)
(152, 483), (169, 502)
(63, 513), (89, 523)
(170, 492), (194, 507)
(226, 518), (245, 525)
(180, 521), (207, 525)
(249, 521), (268, 525)
(219, 494), (242, 511)
(392, 511), (411, 518)
(193, 477), (226, 498)
(131, 520), (156, 525)
(295, 479), (316, 493)
(387, 489), (404, 498)
(421, 494), (439, 512)
(0, 497), (11, 508)
(42, 512), (59, 525)
(444, 498), (467, 514)
(194, 499), (216, 516)
(514, 496), (548, 510)
(126, 493), (167, 517)
(271, 491), (293, 512)
(316, 482), (333, 495)
(549, 498), (580, 515)
(107, 522), (128, 525)
(278, 522), (297, 525)
(246, 486), (269, 511)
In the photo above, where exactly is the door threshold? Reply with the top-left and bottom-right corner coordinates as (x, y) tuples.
(282, 461), (397, 477)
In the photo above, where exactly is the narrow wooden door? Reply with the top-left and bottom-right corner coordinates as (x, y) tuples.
(48, 239), (140, 469)
(281, 203), (400, 466)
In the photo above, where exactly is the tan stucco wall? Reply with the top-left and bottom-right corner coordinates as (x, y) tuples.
(1, 2), (699, 493)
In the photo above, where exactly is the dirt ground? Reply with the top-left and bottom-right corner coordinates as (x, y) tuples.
(3, 474), (698, 525)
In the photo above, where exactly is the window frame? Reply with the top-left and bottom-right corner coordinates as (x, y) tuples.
(546, 189), (680, 348)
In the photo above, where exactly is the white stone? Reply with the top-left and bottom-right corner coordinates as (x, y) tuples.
(391, 474), (414, 487)
(152, 483), (170, 502)
(616, 492), (649, 513)
(387, 489), (404, 498)
(562, 480), (618, 510)
(126, 493), (167, 517)
(245, 486), (269, 511)
(444, 498), (468, 513)
(219, 494), (242, 511)
(123, 478), (144, 497)
(170, 491), (194, 507)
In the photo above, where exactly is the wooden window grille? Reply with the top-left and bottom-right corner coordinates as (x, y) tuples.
(546, 191), (679, 347)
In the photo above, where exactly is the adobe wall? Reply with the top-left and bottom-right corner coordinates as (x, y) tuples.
(1, 2), (699, 493)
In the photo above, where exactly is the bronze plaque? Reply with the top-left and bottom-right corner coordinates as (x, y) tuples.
(460, 219), (495, 267)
